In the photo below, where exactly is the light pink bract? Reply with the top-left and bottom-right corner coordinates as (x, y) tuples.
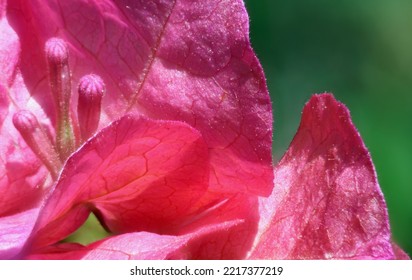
(0, 0), (408, 259)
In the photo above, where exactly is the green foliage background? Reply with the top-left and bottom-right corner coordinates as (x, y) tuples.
(245, 0), (412, 255)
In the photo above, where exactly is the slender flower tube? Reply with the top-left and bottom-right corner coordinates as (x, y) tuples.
(77, 74), (105, 141)
(45, 38), (76, 160)
(12, 110), (62, 179)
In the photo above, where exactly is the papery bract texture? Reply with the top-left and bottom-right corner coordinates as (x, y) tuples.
(0, 208), (40, 259)
(28, 115), (210, 250)
(7, 0), (273, 196)
(26, 219), (251, 260)
(27, 194), (259, 260)
(0, 3), (47, 218)
(2, 0), (407, 260)
(0, 8), (47, 259)
(249, 94), (395, 259)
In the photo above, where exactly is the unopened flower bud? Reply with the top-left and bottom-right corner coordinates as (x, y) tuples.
(77, 74), (105, 140)
(13, 110), (62, 179)
(45, 37), (75, 160)
(45, 38), (69, 64)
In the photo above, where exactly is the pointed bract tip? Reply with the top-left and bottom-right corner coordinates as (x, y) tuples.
(305, 93), (339, 108)
(45, 38), (68, 64)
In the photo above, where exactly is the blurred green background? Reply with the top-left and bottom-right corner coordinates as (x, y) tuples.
(245, 0), (412, 255)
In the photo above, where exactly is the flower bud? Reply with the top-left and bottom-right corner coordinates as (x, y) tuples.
(77, 74), (105, 140)
(13, 110), (62, 179)
(45, 37), (75, 160)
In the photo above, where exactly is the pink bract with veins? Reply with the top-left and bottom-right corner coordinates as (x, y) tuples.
(0, 0), (408, 259)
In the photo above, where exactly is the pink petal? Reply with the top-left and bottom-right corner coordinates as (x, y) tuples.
(0, 86), (48, 216)
(177, 193), (259, 259)
(250, 94), (395, 259)
(0, 208), (40, 259)
(29, 114), (209, 249)
(0, 5), (20, 86)
(8, 0), (273, 196)
(27, 220), (250, 260)
(0, 11), (48, 216)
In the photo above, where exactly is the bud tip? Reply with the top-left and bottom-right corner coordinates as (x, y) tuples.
(78, 74), (106, 99)
(45, 37), (69, 64)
